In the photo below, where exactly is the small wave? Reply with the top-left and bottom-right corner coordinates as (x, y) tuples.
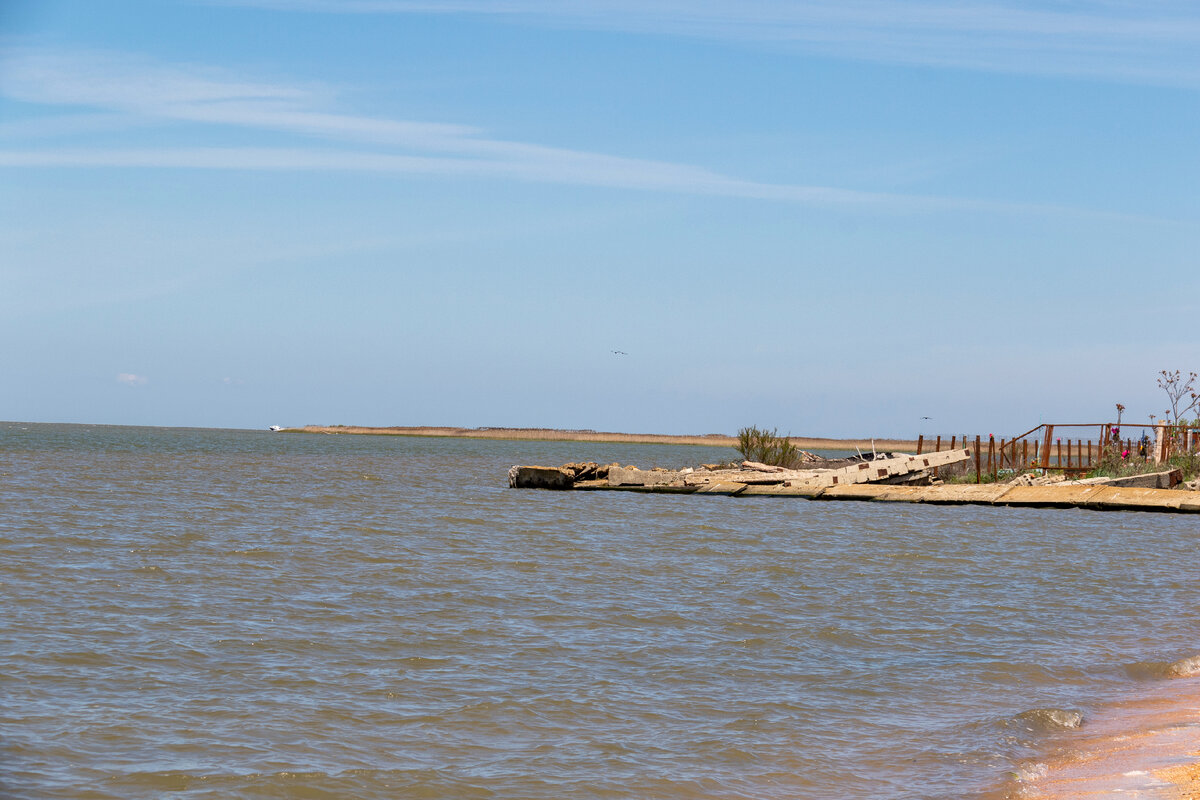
(1015, 761), (1049, 782)
(1013, 708), (1084, 732)
(1126, 653), (1200, 680)
(1166, 654), (1200, 677)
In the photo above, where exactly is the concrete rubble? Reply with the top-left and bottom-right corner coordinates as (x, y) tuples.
(510, 450), (971, 492)
(508, 451), (1200, 513)
(1006, 469), (1182, 489)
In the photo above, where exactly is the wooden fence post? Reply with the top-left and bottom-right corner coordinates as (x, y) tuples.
(975, 435), (982, 484)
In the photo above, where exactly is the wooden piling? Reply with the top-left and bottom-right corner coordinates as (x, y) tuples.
(1042, 426), (1055, 469)
(975, 435), (982, 484)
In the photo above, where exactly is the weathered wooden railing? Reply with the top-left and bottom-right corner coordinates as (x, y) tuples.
(917, 422), (1200, 482)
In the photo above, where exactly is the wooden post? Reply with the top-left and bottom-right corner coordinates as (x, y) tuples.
(917, 434), (924, 455)
(1022, 439), (1029, 467)
(935, 435), (941, 453)
(975, 435), (982, 484)
(1066, 439), (1072, 468)
(1033, 440), (1039, 464)
(988, 435), (995, 478)
(950, 435), (956, 450)
(1086, 440), (1092, 466)
(1057, 438), (1063, 470)
(1041, 426), (1054, 469)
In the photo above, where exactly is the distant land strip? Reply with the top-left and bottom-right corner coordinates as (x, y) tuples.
(286, 425), (919, 452)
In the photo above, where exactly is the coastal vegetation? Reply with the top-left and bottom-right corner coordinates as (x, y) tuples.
(735, 426), (807, 469)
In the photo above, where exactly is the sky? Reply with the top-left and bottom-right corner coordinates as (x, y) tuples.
(1, 0), (1197, 437)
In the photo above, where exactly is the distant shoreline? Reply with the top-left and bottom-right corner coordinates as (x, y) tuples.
(284, 425), (920, 451)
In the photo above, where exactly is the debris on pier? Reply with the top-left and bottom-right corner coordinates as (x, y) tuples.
(506, 452), (1200, 513)
(508, 449), (972, 493)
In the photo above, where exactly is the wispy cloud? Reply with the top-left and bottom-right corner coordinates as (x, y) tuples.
(0, 46), (918, 208)
(215, 0), (1200, 87)
(0, 46), (1171, 221)
(116, 372), (148, 386)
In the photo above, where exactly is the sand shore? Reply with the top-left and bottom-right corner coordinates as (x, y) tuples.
(1010, 676), (1200, 799)
(286, 425), (919, 452)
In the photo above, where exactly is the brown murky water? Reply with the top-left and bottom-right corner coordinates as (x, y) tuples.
(3, 423), (1200, 799)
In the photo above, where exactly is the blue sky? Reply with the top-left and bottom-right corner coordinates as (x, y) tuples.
(1, 1), (1197, 436)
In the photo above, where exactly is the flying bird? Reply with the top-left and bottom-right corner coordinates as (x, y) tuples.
(612, 350), (628, 355)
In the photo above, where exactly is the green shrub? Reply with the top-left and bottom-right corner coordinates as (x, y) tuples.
(736, 426), (805, 469)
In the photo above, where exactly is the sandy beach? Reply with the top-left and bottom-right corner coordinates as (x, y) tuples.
(1007, 676), (1200, 799)
(286, 425), (920, 452)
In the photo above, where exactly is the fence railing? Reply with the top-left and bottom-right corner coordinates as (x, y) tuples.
(916, 422), (1200, 483)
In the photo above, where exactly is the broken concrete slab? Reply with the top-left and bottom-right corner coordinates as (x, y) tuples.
(819, 484), (896, 501)
(741, 461), (787, 472)
(608, 466), (685, 487)
(1104, 469), (1182, 489)
(815, 449), (972, 488)
(998, 485), (1108, 508)
(508, 465), (574, 490)
(1087, 486), (1188, 512)
(868, 486), (929, 503)
(685, 469), (811, 486)
(694, 482), (748, 495)
(741, 483), (826, 498)
(912, 485), (1015, 504)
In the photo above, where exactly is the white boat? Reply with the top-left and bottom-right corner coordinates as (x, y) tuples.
(268, 425), (283, 432)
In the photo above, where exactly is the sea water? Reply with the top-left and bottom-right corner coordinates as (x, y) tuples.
(3, 422), (1200, 799)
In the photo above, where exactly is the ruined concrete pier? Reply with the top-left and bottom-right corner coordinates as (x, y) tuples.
(509, 457), (1200, 514)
